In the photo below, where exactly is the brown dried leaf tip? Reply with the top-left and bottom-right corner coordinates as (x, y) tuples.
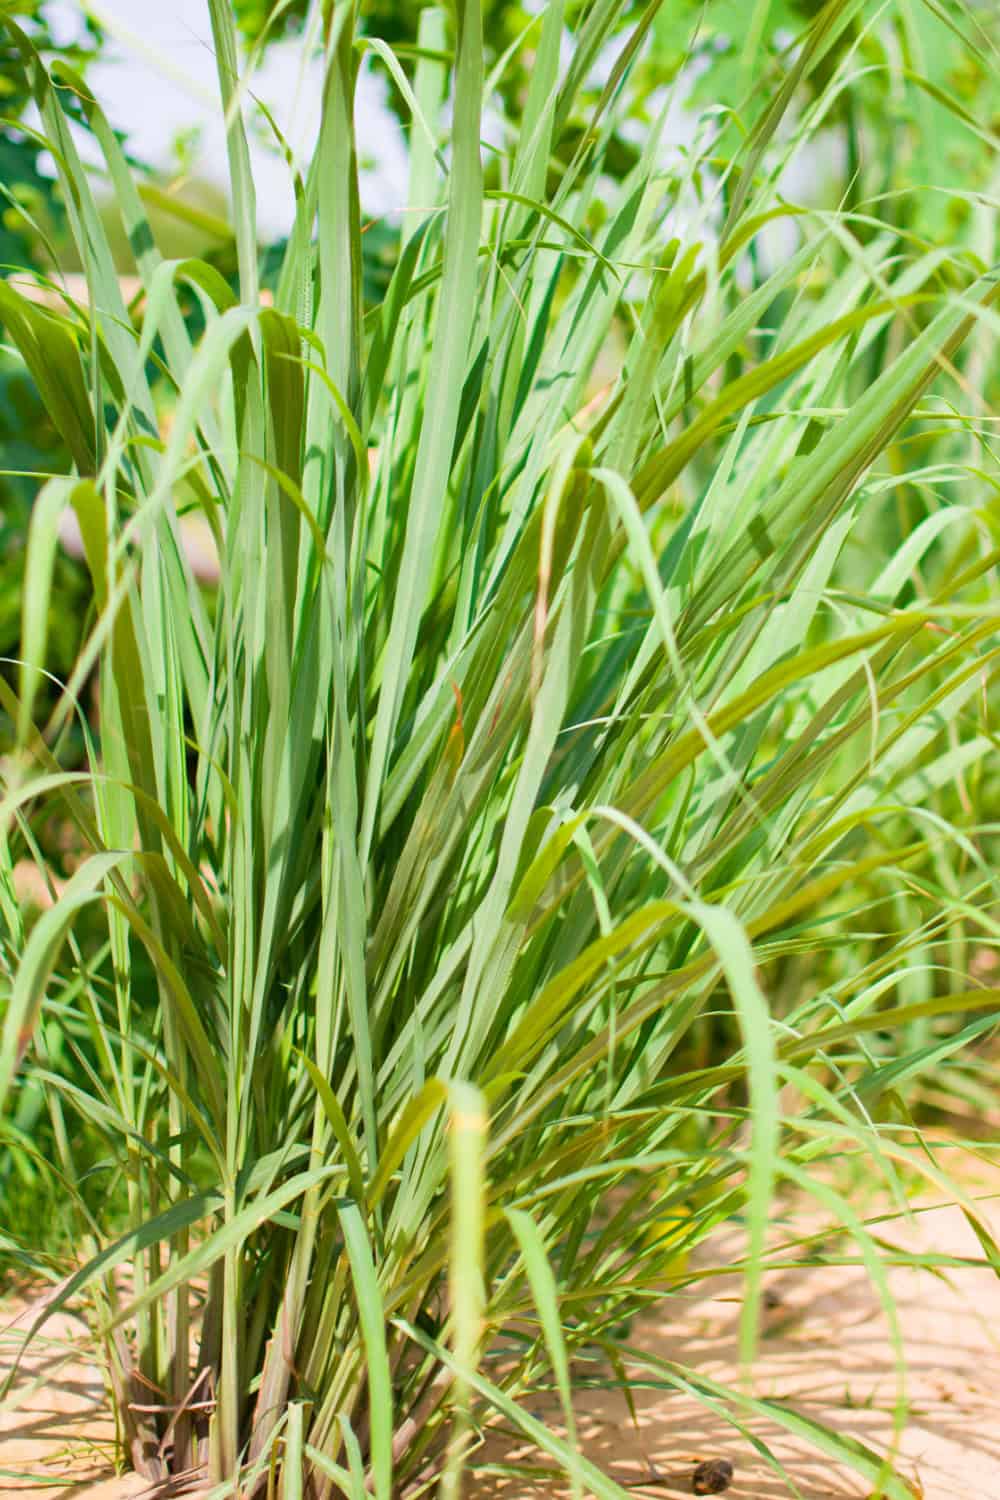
(692, 1457), (735, 1495)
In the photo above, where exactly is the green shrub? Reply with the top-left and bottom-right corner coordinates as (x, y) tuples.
(1, 2), (998, 1497)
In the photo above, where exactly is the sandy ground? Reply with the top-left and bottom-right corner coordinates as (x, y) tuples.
(0, 1294), (145, 1497)
(477, 1186), (1000, 1500)
(3, 1183), (1000, 1498)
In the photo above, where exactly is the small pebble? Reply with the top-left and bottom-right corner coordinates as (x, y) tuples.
(692, 1457), (734, 1495)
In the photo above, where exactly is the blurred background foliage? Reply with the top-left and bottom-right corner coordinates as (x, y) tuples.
(235, 0), (1000, 241)
(0, 4), (100, 709)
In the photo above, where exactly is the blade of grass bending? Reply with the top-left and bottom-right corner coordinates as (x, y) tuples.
(297, 1052), (366, 1205)
(338, 1201), (393, 1500)
(594, 465), (765, 833)
(368, 1078), (448, 1206)
(677, 904), (778, 1374)
(1, 1191), (222, 1399)
(399, 1319), (635, 1500)
(362, 38), (447, 182)
(506, 1207), (582, 1500)
(0, 280), (96, 474)
(0, 851), (131, 1113)
(306, 1440), (373, 1500)
(341, 1415), (372, 1500)
(693, 272), (1000, 628)
(491, 847), (922, 1150)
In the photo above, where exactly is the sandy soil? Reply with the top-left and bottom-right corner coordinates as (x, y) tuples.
(0, 1292), (145, 1497)
(3, 1183), (1000, 1499)
(477, 1187), (1000, 1499)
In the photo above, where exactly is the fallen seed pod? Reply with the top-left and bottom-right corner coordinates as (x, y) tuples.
(692, 1457), (735, 1494)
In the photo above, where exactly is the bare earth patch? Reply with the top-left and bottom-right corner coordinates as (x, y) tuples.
(478, 1188), (1000, 1499)
(0, 1295), (144, 1497)
(4, 1184), (1000, 1498)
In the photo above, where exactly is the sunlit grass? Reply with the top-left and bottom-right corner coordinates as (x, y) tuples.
(0, 1), (998, 1496)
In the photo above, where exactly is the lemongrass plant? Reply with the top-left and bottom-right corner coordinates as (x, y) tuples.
(1, 0), (999, 1497)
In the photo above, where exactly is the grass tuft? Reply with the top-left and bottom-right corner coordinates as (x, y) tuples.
(0, 1), (998, 1495)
